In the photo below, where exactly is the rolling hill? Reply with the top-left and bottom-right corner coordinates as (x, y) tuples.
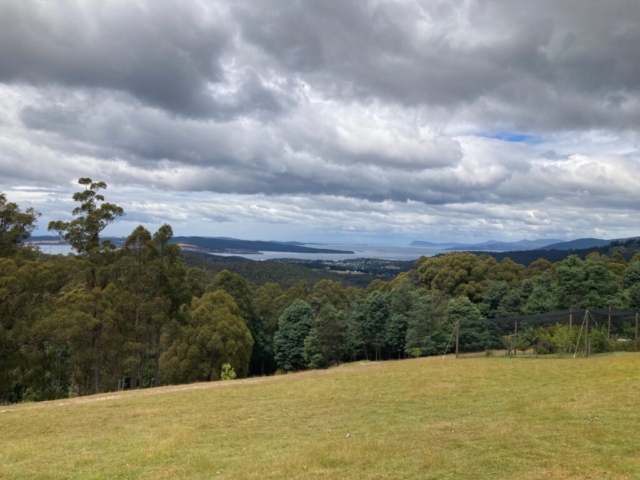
(416, 236), (640, 254)
(540, 238), (613, 250)
(1, 355), (638, 479)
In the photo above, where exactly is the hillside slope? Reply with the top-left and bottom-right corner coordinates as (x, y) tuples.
(2, 354), (639, 479)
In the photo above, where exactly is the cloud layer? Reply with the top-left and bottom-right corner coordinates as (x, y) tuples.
(1, 0), (640, 242)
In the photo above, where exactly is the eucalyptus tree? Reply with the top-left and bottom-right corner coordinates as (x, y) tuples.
(46, 178), (125, 394)
(0, 193), (40, 257)
(48, 178), (124, 255)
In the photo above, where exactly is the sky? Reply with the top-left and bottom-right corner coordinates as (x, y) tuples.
(2, 0), (640, 245)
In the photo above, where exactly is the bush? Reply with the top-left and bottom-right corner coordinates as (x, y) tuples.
(611, 339), (637, 352)
(549, 325), (579, 354)
(535, 339), (556, 355)
(515, 327), (538, 353)
(220, 363), (237, 380)
(588, 328), (611, 354)
(502, 335), (515, 355)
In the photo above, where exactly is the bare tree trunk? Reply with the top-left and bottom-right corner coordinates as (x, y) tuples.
(153, 345), (161, 387)
(92, 362), (100, 395)
(131, 361), (139, 390)
(92, 322), (102, 395)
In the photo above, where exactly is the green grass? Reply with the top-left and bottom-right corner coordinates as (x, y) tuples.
(2, 354), (640, 479)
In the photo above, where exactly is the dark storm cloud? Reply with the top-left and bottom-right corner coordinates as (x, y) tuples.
(0, 0), (287, 119)
(3, 0), (640, 129)
(233, 0), (640, 131)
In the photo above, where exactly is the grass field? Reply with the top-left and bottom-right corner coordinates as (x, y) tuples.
(1, 354), (640, 479)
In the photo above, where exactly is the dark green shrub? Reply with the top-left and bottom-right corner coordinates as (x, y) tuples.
(535, 339), (556, 355)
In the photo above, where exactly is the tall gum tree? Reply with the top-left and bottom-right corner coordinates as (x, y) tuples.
(47, 178), (124, 394)
(0, 193), (40, 257)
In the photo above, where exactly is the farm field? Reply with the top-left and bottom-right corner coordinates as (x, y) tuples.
(1, 354), (640, 479)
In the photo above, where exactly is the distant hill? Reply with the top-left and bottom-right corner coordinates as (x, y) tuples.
(411, 238), (564, 251)
(171, 237), (353, 254)
(476, 236), (640, 253)
(473, 242), (640, 265)
(539, 238), (611, 250)
(452, 239), (564, 252)
(27, 235), (354, 255)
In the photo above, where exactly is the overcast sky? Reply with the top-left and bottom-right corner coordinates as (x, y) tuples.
(2, 0), (640, 244)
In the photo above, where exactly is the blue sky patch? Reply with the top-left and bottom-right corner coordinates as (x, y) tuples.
(480, 132), (543, 144)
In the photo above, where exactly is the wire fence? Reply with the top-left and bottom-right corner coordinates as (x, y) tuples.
(450, 308), (639, 358)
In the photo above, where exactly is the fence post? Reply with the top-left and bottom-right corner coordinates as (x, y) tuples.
(514, 321), (518, 356)
(455, 320), (460, 359)
(608, 306), (611, 340)
(585, 310), (589, 358)
(634, 313), (638, 352)
(569, 308), (572, 329)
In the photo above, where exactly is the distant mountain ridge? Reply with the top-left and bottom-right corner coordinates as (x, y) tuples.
(539, 238), (612, 250)
(537, 237), (640, 251)
(451, 239), (565, 251)
(411, 236), (640, 253)
(410, 238), (564, 252)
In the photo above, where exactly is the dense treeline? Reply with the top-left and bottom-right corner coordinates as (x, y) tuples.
(476, 241), (640, 265)
(2, 179), (640, 404)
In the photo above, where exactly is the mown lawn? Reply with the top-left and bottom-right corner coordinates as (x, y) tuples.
(1, 354), (639, 479)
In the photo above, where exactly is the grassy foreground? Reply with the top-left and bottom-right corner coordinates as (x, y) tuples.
(1, 354), (640, 479)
